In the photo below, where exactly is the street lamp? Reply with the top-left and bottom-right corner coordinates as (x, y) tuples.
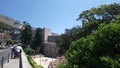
(40, 53), (41, 65)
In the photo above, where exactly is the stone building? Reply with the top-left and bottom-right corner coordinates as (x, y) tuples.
(42, 28), (59, 58)
(42, 28), (52, 42)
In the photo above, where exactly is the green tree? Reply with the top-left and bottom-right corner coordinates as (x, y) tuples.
(6, 39), (13, 46)
(57, 3), (120, 55)
(31, 28), (43, 54)
(77, 3), (120, 22)
(77, 3), (120, 35)
(20, 21), (32, 48)
(56, 26), (82, 55)
(65, 23), (120, 68)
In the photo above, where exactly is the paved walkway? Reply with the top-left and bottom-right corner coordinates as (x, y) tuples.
(3, 48), (32, 68)
(3, 58), (19, 68)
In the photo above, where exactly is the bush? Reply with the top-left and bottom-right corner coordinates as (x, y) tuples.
(57, 63), (68, 68)
(6, 40), (13, 46)
(27, 56), (43, 68)
(24, 47), (35, 55)
(65, 23), (120, 68)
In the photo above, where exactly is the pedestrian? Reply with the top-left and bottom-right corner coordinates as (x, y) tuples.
(13, 44), (22, 58)
(11, 43), (17, 59)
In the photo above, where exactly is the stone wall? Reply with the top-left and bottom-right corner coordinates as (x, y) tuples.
(41, 28), (59, 57)
(48, 36), (59, 42)
(43, 42), (59, 58)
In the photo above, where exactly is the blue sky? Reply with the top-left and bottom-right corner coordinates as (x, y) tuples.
(0, 0), (119, 34)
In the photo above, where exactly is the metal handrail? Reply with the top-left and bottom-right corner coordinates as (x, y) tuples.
(0, 49), (11, 68)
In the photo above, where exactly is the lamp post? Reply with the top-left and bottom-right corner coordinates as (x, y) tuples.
(40, 53), (41, 65)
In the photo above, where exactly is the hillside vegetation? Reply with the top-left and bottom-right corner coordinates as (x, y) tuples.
(0, 21), (11, 32)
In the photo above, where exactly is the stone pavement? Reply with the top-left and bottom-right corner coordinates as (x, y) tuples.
(3, 58), (19, 68)
(3, 48), (32, 68)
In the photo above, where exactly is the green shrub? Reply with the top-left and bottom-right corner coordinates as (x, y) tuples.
(0, 22), (11, 31)
(65, 23), (120, 68)
(57, 63), (68, 68)
(24, 47), (35, 55)
(27, 56), (43, 68)
(6, 40), (13, 46)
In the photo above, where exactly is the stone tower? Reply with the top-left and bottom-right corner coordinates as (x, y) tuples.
(42, 28), (52, 42)
(42, 27), (59, 57)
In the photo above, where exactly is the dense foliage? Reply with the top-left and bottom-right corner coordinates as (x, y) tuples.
(56, 3), (120, 68)
(20, 22), (43, 54)
(31, 28), (43, 54)
(77, 3), (120, 36)
(57, 3), (120, 55)
(56, 26), (82, 55)
(0, 21), (11, 32)
(20, 21), (33, 48)
(65, 23), (120, 68)
(6, 39), (13, 46)
(24, 47), (35, 55)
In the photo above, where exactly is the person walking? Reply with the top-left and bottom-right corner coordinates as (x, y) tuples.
(13, 44), (22, 59)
